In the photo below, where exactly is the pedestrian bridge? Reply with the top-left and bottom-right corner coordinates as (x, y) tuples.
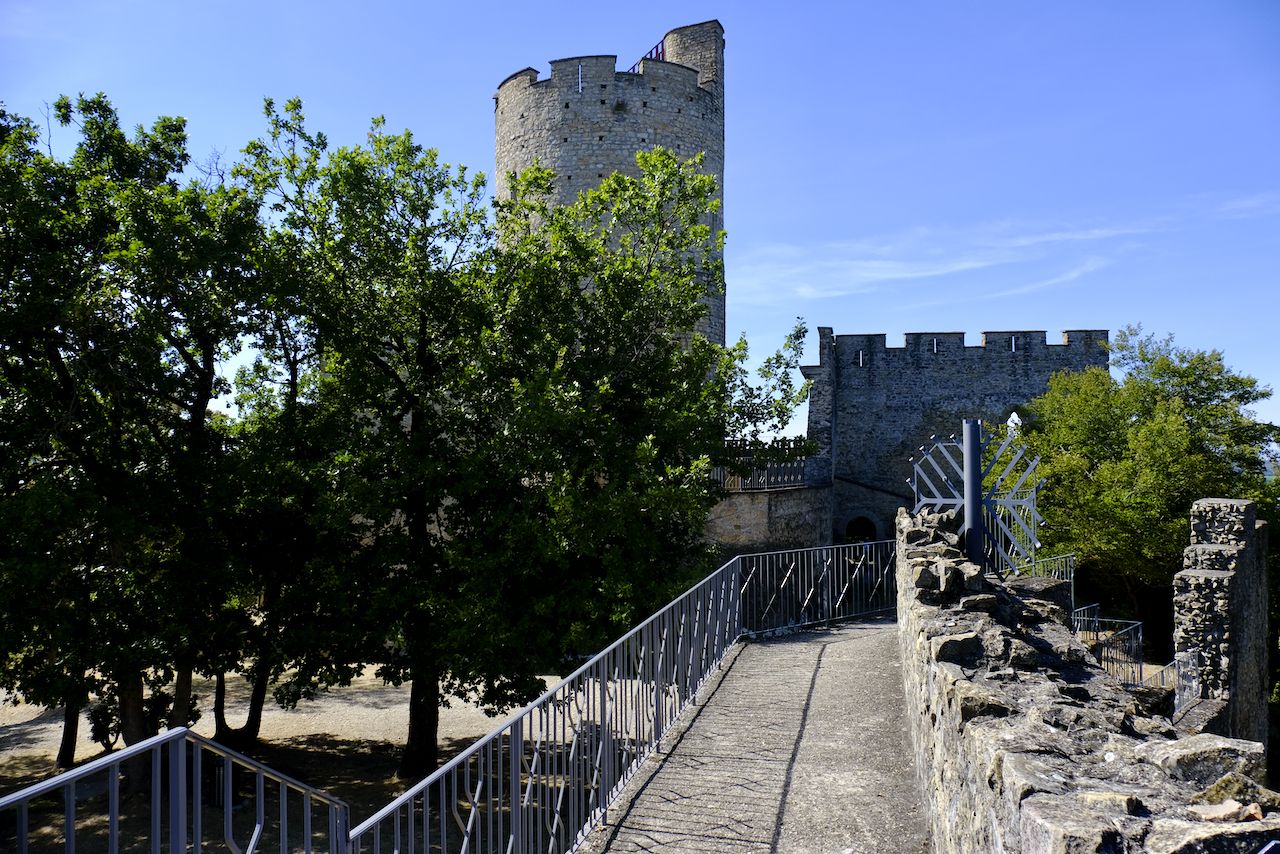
(2, 542), (911, 853)
(7, 532), (1280, 852)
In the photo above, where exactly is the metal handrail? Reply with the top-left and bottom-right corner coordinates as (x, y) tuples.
(1139, 661), (1177, 689)
(1072, 603), (1100, 635)
(626, 38), (665, 73)
(1019, 553), (1074, 582)
(1, 726), (348, 854)
(5, 541), (898, 853)
(349, 559), (744, 851)
(738, 540), (896, 634)
(348, 539), (897, 852)
(1086, 619), (1143, 686)
(0, 729), (176, 809)
(713, 437), (811, 492)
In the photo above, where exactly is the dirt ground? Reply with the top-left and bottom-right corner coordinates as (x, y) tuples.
(0, 671), (523, 823)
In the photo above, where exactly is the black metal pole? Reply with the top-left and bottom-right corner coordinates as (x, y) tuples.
(963, 419), (985, 567)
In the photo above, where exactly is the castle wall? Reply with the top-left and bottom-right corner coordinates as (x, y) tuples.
(896, 508), (1280, 851)
(494, 21), (726, 345)
(803, 329), (1108, 540)
(1175, 498), (1270, 750)
(704, 486), (832, 553)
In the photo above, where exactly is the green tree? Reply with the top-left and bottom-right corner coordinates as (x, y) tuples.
(210, 291), (379, 747)
(1021, 325), (1279, 625)
(0, 95), (260, 759)
(241, 100), (808, 778)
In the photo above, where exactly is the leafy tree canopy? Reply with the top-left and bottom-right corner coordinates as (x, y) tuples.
(1021, 325), (1279, 594)
(2, 93), (811, 781)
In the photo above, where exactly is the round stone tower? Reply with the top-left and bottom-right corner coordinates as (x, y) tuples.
(494, 20), (726, 346)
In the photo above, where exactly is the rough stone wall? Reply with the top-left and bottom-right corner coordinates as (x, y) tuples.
(704, 486), (832, 552)
(1175, 499), (1270, 750)
(803, 329), (1107, 541)
(494, 21), (725, 345)
(896, 507), (1280, 852)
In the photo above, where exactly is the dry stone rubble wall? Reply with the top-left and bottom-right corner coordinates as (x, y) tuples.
(896, 507), (1280, 853)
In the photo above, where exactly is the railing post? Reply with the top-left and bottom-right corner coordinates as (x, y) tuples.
(599, 661), (613, 818)
(510, 716), (523, 854)
(653, 621), (665, 743)
(169, 732), (186, 854)
(1136, 623), (1144, 685)
(962, 419), (985, 568)
(63, 783), (74, 854)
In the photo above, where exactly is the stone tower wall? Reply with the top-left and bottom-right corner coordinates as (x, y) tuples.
(802, 329), (1109, 541)
(494, 21), (725, 346)
(1174, 498), (1270, 750)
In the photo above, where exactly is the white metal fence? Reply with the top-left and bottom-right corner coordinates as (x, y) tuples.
(3, 541), (898, 854)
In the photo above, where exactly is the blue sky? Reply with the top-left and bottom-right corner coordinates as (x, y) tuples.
(4, 1), (1278, 427)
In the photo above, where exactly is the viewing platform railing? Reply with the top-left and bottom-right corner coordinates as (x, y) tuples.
(349, 539), (896, 852)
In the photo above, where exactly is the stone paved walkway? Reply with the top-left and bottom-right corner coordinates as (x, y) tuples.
(576, 619), (929, 854)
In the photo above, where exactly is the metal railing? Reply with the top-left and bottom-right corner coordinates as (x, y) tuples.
(1077, 617), (1144, 686)
(713, 437), (810, 492)
(348, 540), (896, 853)
(349, 559), (742, 853)
(982, 496), (1041, 576)
(1139, 661), (1177, 689)
(626, 39), (665, 73)
(0, 727), (348, 853)
(713, 460), (807, 491)
(1020, 553), (1074, 584)
(737, 540), (896, 634)
(1137, 650), (1203, 707)
(4, 541), (897, 853)
(1071, 603), (1100, 635)
(1016, 552), (1075, 612)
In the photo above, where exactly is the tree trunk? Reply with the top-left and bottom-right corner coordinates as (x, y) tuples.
(117, 673), (149, 793)
(168, 664), (193, 729)
(212, 667), (271, 749)
(398, 663), (440, 780)
(118, 673), (148, 747)
(213, 672), (230, 740)
(240, 666), (270, 744)
(56, 690), (85, 769)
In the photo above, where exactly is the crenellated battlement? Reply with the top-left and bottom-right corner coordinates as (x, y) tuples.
(495, 54), (704, 93)
(827, 329), (1107, 359)
(803, 328), (1108, 540)
(494, 20), (724, 208)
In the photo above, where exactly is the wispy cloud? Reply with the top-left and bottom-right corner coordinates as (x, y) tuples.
(731, 247), (1019, 305)
(729, 217), (1147, 307)
(985, 225), (1156, 249)
(1213, 192), (1280, 220)
(989, 256), (1110, 297)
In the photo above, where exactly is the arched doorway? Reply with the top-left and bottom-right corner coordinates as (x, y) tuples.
(843, 515), (878, 543)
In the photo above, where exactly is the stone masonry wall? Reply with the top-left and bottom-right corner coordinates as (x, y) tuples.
(494, 21), (725, 346)
(804, 330), (1107, 541)
(704, 486), (832, 552)
(896, 507), (1280, 852)
(1175, 499), (1270, 750)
